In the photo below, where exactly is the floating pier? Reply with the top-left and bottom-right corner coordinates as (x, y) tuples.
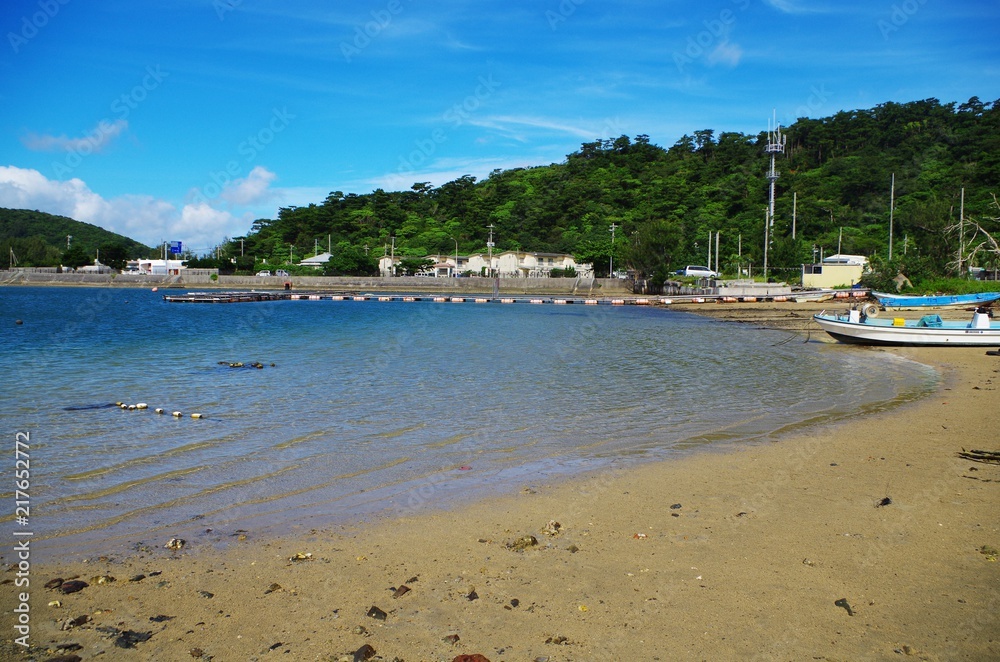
(163, 290), (869, 306)
(162, 291), (292, 303)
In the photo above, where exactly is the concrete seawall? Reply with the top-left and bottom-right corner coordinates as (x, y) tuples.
(0, 271), (635, 295)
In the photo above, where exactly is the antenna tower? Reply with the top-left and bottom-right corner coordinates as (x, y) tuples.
(763, 111), (786, 280)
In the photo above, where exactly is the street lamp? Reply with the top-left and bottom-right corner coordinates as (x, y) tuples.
(451, 237), (459, 277)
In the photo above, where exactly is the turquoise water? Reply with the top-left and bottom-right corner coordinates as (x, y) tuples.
(1, 287), (936, 558)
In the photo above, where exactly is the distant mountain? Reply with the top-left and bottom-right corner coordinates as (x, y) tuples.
(1, 208), (151, 268)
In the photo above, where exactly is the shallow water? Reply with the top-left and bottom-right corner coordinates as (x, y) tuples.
(0, 287), (936, 557)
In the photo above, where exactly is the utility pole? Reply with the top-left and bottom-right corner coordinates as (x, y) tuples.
(609, 223), (618, 277)
(486, 224), (495, 276)
(714, 231), (720, 275)
(888, 173), (895, 260)
(792, 192), (797, 240)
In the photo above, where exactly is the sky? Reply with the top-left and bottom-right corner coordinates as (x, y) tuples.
(1, 0), (998, 254)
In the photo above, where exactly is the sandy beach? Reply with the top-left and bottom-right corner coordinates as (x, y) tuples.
(3, 303), (999, 661)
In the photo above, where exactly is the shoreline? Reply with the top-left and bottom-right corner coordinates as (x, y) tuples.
(3, 309), (999, 660)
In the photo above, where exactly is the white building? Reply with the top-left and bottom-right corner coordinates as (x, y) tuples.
(134, 259), (186, 275)
(77, 260), (115, 274)
(494, 251), (592, 278)
(378, 251), (592, 278)
(299, 252), (333, 269)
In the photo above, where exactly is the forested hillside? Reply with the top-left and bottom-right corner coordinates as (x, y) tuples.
(0, 208), (151, 269)
(227, 97), (999, 283)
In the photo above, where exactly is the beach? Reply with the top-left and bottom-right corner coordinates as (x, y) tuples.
(3, 303), (999, 661)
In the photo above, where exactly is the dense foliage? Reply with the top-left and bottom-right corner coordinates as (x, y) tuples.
(5, 97), (998, 286)
(222, 97), (999, 283)
(0, 208), (150, 269)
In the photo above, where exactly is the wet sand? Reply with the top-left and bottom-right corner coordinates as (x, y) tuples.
(3, 302), (999, 661)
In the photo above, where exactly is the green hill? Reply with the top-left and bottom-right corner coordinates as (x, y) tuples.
(1, 208), (151, 269)
(225, 96), (1000, 285)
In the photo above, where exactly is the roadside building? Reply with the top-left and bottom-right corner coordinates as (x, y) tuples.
(299, 252), (333, 269)
(801, 254), (868, 288)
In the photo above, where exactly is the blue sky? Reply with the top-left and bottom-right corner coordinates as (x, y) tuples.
(1, 0), (997, 254)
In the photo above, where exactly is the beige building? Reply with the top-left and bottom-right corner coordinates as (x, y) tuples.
(801, 254), (868, 288)
(379, 251), (592, 278)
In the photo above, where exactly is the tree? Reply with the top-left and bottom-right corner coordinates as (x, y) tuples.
(217, 97), (999, 282)
(396, 257), (434, 276)
(61, 245), (91, 268)
(322, 242), (379, 276)
(98, 242), (129, 270)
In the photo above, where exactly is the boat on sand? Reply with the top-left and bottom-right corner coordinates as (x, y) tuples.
(872, 291), (1000, 309)
(813, 307), (1000, 346)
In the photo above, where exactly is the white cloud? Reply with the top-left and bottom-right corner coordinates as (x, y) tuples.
(762, 0), (826, 14)
(0, 165), (253, 252)
(707, 41), (743, 67)
(21, 119), (129, 153)
(219, 166), (278, 206)
(469, 115), (593, 140)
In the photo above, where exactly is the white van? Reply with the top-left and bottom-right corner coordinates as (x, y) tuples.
(682, 265), (717, 278)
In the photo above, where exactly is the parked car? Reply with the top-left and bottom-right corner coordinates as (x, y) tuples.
(275, 269), (289, 277)
(681, 265), (717, 278)
(256, 270), (271, 277)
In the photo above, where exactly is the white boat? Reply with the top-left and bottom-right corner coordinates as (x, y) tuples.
(813, 307), (1000, 346)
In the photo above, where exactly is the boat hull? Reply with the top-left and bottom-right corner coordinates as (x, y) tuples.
(872, 291), (1000, 309)
(813, 314), (1000, 346)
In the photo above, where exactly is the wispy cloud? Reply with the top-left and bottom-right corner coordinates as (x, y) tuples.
(763, 0), (827, 14)
(21, 119), (128, 153)
(469, 115), (611, 141)
(708, 41), (744, 67)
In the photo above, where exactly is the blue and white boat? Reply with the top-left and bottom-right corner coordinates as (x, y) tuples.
(872, 290), (1000, 309)
(813, 307), (1000, 346)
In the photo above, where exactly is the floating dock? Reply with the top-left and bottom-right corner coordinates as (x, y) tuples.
(163, 290), (870, 306)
